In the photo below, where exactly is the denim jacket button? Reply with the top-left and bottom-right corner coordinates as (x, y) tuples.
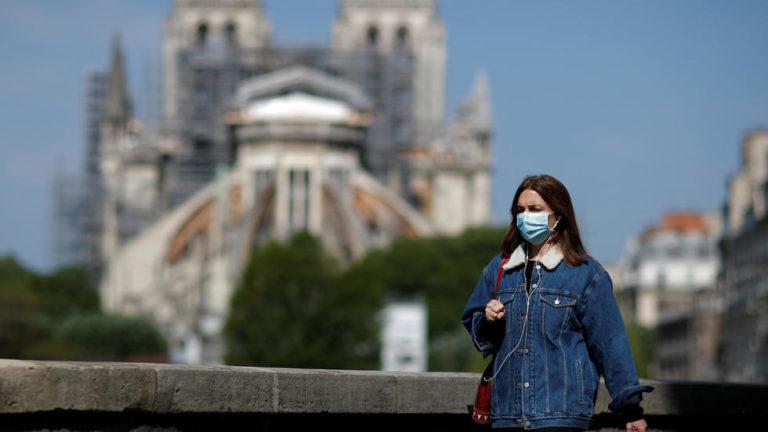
(523, 382), (529, 387)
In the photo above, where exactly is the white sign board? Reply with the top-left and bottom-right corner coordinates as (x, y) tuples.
(381, 300), (427, 372)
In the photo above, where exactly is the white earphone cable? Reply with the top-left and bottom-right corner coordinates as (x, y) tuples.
(484, 228), (555, 382)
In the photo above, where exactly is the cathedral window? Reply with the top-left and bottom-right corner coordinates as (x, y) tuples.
(366, 25), (379, 48)
(254, 168), (274, 202)
(396, 26), (409, 50)
(196, 22), (209, 47)
(288, 168), (311, 233)
(224, 21), (237, 45)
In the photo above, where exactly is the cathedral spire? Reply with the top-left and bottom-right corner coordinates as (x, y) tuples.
(105, 33), (132, 126)
(460, 70), (492, 135)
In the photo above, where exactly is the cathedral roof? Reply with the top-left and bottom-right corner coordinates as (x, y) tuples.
(234, 64), (371, 111)
(246, 91), (352, 122)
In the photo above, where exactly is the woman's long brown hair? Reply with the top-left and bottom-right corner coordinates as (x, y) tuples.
(501, 174), (588, 267)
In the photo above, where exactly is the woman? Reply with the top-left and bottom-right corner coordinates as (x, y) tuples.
(460, 174), (654, 431)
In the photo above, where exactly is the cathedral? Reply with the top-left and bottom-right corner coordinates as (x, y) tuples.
(93, 0), (494, 364)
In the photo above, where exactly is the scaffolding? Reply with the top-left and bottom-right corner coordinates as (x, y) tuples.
(166, 43), (415, 209)
(54, 31), (418, 285)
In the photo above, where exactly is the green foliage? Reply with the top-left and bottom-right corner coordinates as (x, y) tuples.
(327, 225), (507, 372)
(55, 313), (168, 361)
(32, 265), (100, 320)
(430, 327), (491, 373)
(0, 254), (167, 361)
(0, 256), (53, 358)
(0, 255), (36, 286)
(0, 287), (53, 359)
(224, 230), (383, 369)
(626, 320), (656, 378)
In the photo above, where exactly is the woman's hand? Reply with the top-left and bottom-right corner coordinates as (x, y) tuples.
(626, 418), (647, 432)
(485, 299), (505, 321)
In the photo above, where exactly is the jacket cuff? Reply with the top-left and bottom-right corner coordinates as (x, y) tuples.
(471, 312), (491, 355)
(471, 312), (503, 358)
(608, 384), (656, 413)
(621, 404), (644, 423)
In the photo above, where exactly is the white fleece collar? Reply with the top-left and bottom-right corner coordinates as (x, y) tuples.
(502, 242), (564, 271)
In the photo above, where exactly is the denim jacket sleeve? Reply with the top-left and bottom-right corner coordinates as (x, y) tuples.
(579, 265), (655, 414)
(460, 256), (503, 359)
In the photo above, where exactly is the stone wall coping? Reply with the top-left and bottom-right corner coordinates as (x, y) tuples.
(1, 359), (765, 415)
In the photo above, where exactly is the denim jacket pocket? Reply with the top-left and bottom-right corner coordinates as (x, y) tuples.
(498, 290), (517, 305)
(540, 292), (578, 308)
(539, 292), (579, 340)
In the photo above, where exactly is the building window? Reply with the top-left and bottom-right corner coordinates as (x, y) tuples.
(366, 25), (379, 48)
(668, 243), (683, 258)
(288, 168), (310, 233)
(254, 168), (273, 202)
(395, 26), (409, 50)
(196, 22), (209, 47)
(289, 169), (295, 232)
(224, 22), (237, 45)
(304, 170), (310, 230)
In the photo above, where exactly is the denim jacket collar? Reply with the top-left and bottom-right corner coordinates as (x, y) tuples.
(502, 241), (564, 271)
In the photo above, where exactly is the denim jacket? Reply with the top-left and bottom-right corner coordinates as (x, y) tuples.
(460, 243), (655, 429)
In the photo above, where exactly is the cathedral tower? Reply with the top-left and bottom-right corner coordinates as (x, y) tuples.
(163, 0), (271, 137)
(332, 0), (446, 147)
(162, 0), (272, 208)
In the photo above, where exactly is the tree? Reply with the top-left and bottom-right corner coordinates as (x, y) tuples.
(55, 313), (168, 361)
(224, 230), (383, 369)
(0, 254), (167, 362)
(32, 265), (100, 320)
(336, 225), (507, 372)
(0, 256), (52, 358)
(626, 319), (656, 378)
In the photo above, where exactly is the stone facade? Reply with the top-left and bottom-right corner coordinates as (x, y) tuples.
(718, 129), (768, 382)
(95, 0), (495, 364)
(617, 212), (722, 381)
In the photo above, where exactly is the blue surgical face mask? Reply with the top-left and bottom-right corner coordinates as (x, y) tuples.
(516, 211), (559, 245)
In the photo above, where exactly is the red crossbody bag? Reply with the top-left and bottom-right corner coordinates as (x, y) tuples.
(471, 256), (509, 425)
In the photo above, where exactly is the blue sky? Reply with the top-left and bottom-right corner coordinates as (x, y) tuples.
(1, 0), (767, 272)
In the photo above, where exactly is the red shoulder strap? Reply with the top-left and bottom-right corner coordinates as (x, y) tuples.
(494, 256), (508, 299)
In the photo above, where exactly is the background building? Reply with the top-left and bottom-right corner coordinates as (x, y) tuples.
(617, 211), (722, 380)
(62, 0), (497, 364)
(718, 129), (768, 383)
